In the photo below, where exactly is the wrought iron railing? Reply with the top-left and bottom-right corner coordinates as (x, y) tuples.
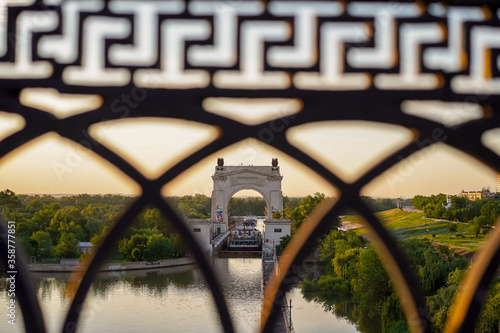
(0, 1), (500, 332)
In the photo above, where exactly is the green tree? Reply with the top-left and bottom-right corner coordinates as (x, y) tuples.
(58, 221), (87, 241)
(333, 247), (362, 279)
(352, 247), (390, 313)
(318, 229), (343, 263)
(362, 196), (397, 212)
(345, 230), (365, 249)
(272, 210), (283, 218)
(290, 193), (327, 232)
(283, 197), (302, 218)
(45, 226), (59, 245)
(389, 321), (409, 333)
(26, 197), (44, 214)
(382, 292), (406, 333)
(146, 234), (175, 260)
(446, 223), (458, 234)
(468, 215), (489, 238)
(228, 196), (266, 216)
(55, 232), (80, 258)
(427, 269), (465, 331)
(0, 189), (21, 207)
(334, 239), (351, 256)
(400, 239), (467, 295)
(142, 248), (153, 262)
(30, 230), (55, 259)
(119, 233), (149, 259)
(171, 234), (188, 257)
(16, 221), (38, 238)
(90, 225), (110, 247)
(176, 194), (212, 218)
(50, 206), (85, 228)
(476, 282), (500, 333)
(29, 203), (60, 229)
(19, 236), (37, 258)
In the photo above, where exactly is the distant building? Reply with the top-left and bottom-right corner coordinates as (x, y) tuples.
(460, 190), (495, 201)
(443, 196), (452, 209)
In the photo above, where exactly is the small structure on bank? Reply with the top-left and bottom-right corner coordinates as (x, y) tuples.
(187, 219), (214, 256)
(262, 219), (292, 255)
(77, 242), (93, 254)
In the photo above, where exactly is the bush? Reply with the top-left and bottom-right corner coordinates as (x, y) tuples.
(390, 321), (409, 333)
(143, 248), (154, 262)
(432, 234), (436, 238)
(302, 279), (320, 292)
(301, 275), (350, 296)
(131, 248), (141, 261)
(317, 275), (350, 296)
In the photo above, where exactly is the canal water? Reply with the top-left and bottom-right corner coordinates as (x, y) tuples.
(1, 257), (360, 332)
(1, 217), (360, 332)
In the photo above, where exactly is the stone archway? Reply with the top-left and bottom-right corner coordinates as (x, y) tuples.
(211, 158), (283, 230)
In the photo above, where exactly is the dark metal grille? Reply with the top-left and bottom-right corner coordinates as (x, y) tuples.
(1, 0), (500, 332)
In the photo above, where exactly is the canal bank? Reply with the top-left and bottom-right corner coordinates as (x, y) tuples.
(25, 257), (196, 272)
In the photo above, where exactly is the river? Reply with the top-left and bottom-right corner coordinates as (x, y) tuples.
(1, 256), (361, 332)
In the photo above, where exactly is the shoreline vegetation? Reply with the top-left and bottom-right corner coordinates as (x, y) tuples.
(295, 194), (500, 333)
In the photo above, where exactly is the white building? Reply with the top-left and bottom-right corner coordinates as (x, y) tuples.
(187, 219), (213, 256)
(262, 219), (292, 255)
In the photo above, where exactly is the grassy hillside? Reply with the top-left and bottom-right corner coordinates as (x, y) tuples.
(341, 209), (486, 251)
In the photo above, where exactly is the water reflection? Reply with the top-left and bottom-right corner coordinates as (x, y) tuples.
(92, 266), (196, 297)
(297, 290), (378, 333)
(1, 257), (363, 332)
(1, 258), (262, 333)
(287, 287), (361, 333)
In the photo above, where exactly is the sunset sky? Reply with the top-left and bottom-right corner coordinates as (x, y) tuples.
(0, 92), (499, 199)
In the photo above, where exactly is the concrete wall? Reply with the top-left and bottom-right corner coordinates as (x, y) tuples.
(26, 258), (196, 272)
(60, 259), (79, 265)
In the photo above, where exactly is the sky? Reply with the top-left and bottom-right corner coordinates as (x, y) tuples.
(0, 92), (499, 199)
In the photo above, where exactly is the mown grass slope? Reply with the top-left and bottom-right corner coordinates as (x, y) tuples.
(341, 209), (486, 251)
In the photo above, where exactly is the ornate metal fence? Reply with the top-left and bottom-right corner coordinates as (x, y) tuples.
(1, 0), (500, 332)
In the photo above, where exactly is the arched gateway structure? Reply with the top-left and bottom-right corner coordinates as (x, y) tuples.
(211, 158), (283, 231)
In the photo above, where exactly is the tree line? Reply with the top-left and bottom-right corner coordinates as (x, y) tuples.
(302, 229), (500, 333)
(0, 190), (206, 261)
